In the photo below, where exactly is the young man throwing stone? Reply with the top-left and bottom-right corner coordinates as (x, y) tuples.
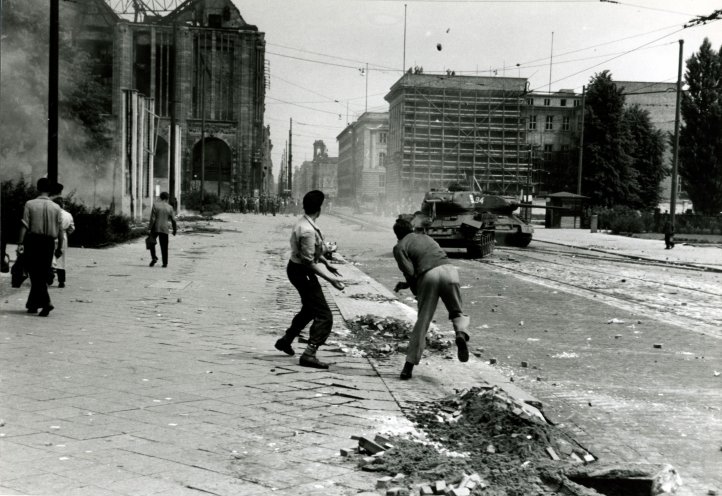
(275, 190), (345, 369)
(392, 216), (471, 380)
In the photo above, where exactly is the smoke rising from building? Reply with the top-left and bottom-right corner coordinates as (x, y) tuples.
(0, 0), (115, 208)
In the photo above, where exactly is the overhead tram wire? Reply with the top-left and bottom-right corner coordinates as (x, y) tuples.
(528, 25), (687, 92)
(266, 96), (341, 116)
(267, 42), (399, 72)
(266, 51), (398, 73)
(599, 0), (699, 17)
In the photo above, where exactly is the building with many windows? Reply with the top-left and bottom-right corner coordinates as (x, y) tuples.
(523, 90), (583, 195)
(113, 0), (267, 217)
(336, 112), (388, 205)
(14, 0), (269, 219)
(384, 73), (530, 200)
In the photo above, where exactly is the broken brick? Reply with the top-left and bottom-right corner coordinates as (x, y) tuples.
(433, 480), (446, 494)
(358, 436), (386, 455)
(340, 448), (352, 457)
(419, 485), (434, 496)
(545, 447), (560, 460)
(386, 488), (409, 496)
(375, 434), (394, 449)
(376, 476), (393, 489)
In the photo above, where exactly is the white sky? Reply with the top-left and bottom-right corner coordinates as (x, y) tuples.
(232, 0), (722, 180)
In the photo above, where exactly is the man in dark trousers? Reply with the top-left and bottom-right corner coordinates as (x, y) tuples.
(274, 190), (345, 369)
(148, 192), (177, 267)
(663, 219), (675, 249)
(16, 178), (64, 316)
(392, 216), (471, 380)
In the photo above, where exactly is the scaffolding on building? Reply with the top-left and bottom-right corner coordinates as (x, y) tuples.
(387, 74), (531, 198)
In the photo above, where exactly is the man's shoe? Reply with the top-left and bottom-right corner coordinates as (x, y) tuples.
(162, 264), (167, 268)
(58, 283), (65, 288)
(27, 308), (38, 314)
(455, 334), (469, 363)
(38, 305), (54, 317)
(400, 361), (414, 380)
(299, 354), (329, 369)
(275, 338), (295, 356)
(149, 258), (158, 267)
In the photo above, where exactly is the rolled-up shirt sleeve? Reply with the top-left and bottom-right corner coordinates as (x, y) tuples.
(21, 204), (30, 229)
(298, 231), (317, 265)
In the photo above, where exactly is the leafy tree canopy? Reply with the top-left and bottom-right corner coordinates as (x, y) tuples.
(679, 38), (722, 215)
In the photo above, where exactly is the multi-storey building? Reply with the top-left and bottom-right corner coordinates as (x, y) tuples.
(336, 112), (388, 205)
(113, 0), (267, 217)
(292, 141), (337, 201)
(384, 73), (529, 199)
(18, 0), (268, 218)
(523, 90), (583, 195)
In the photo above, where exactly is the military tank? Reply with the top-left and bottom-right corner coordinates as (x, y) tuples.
(409, 189), (534, 256)
(409, 190), (496, 258)
(475, 194), (534, 247)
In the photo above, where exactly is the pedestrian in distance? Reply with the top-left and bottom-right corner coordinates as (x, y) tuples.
(663, 219), (675, 249)
(51, 196), (75, 288)
(391, 216), (471, 380)
(16, 178), (65, 316)
(148, 191), (177, 268)
(275, 190), (345, 369)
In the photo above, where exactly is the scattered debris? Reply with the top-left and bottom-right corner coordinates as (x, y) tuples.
(350, 293), (398, 303)
(607, 318), (625, 324)
(344, 315), (451, 358)
(343, 387), (602, 494)
(653, 343), (663, 349)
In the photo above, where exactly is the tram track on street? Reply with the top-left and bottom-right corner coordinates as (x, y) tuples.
(479, 245), (722, 339)
(496, 244), (722, 298)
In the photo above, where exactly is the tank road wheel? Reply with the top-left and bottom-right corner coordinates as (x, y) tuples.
(467, 244), (482, 258)
(510, 233), (532, 248)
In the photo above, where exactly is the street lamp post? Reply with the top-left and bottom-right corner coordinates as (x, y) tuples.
(48, 0), (59, 184)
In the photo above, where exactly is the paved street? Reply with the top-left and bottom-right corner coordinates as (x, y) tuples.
(0, 214), (417, 496)
(1, 212), (721, 495)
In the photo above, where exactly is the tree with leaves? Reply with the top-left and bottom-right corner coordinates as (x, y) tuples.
(582, 71), (639, 208)
(678, 38), (722, 216)
(623, 104), (666, 209)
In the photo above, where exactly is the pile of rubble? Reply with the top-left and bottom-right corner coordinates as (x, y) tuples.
(342, 386), (608, 495)
(344, 315), (452, 358)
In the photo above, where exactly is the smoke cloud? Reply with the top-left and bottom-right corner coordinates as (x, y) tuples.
(0, 0), (115, 208)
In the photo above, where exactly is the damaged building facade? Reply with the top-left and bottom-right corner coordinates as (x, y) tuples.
(69, 0), (267, 219)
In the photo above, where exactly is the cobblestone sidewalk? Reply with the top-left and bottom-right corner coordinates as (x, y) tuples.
(0, 215), (417, 496)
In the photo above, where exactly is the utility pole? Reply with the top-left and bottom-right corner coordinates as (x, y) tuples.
(365, 62), (369, 112)
(576, 85), (586, 196)
(48, 0), (59, 184)
(169, 23), (177, 206)
(670, 39), (683, 228)
(403, 3), (407, 72)
(288, 118), (293, 197)
(548, 31), (554, 94)
(200, 52), (206, 203)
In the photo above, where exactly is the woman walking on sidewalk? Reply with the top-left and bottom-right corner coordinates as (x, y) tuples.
(391, 216), (471, 380)
(275, 190), (345, 369)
